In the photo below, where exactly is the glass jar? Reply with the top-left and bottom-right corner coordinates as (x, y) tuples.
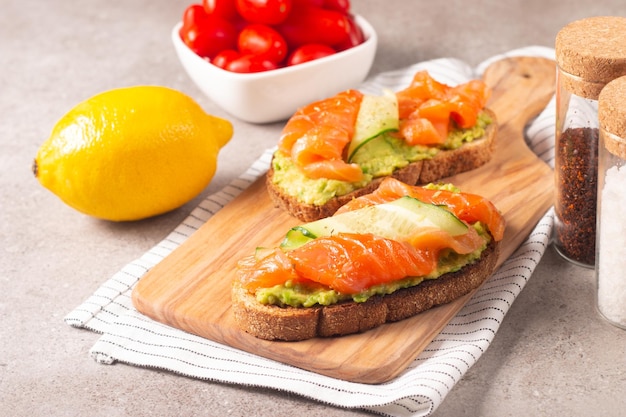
(554, 16), (626, 268)
(596, 76), (626, 329)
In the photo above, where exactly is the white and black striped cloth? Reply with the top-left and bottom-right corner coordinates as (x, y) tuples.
(65, 46), (556, 417)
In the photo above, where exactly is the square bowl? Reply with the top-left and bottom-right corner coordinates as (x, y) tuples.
(171, 15), (377, 124)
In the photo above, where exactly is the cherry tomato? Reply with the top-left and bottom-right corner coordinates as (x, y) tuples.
(287, 43), (336, 66)
(202, 0), (239, 19)
(212, 49), (241, 68)
(236, 0), (292, 25)
(334, 13), (364, 51)
(226, 54), (280, 72)
(180, 4), (238, 59)
(323, 0), (350, 13)
(238, 24), (288, 63)
(275, 5), (350, 48)
(292, 0), (324, 6)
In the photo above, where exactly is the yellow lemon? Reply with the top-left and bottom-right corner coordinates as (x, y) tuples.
(33, 86), (233, 221)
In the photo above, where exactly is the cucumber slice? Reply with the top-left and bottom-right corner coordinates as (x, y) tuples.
(347, 89), (399, 162)
(279, 196), (468, 250)
(280, 226), (316, 251)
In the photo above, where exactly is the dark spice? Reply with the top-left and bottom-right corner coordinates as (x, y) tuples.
(554, 127), (599, 266)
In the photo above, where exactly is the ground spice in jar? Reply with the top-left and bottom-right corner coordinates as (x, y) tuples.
(554, 127), (599, 266)
(554, 16), (626, 268)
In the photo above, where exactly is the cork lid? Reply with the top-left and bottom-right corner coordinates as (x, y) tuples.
(556, 16), (626, 98)
(599, 75), (626, 158)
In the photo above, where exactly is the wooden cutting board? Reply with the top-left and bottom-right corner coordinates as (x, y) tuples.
(132, 56), (556, 384)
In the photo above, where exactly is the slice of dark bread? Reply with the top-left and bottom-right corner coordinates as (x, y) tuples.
(266, 108), (498, 222)
(232, 239), (500, 341)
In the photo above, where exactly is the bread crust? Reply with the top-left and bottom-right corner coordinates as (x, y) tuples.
(267, 109), (498, 222)
(232, 239), (500, 341)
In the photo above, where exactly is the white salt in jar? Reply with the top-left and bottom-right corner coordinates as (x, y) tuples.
(596, 75), (626, 329)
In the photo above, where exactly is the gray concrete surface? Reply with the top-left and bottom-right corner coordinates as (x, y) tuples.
(2, 0), (626, 416)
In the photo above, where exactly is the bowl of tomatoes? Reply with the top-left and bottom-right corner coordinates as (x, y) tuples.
(172, 0), (377, 123)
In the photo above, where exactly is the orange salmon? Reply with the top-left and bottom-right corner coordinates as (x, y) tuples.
(278, 89), (364, 182)
(237, 228), (485, 295)
(395, 71), (491, 145)
(336, 177), (505, 241)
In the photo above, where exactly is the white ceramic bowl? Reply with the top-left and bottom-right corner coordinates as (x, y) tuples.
(171, 15), (377, 124)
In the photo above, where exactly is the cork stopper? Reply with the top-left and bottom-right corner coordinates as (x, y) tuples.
(599, 75), (626, 159)
(556, 16), (626, 99)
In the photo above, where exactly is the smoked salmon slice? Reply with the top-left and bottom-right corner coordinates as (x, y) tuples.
(395, 71), (491, 145)
(336, 177), (506, 242)
(278, 89), (364, 182)
(289, 233), (437, 294)
(237, 248), (299, 292)
(237, 228), (485, 295)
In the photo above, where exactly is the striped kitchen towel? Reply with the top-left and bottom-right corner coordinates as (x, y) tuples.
(65, 46), (556, 417)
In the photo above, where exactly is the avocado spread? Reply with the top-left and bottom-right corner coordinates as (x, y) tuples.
(255, 223), (491, 308)
(270, 111), (492, 206)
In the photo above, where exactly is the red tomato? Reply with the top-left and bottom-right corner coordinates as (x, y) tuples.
(275, 5), (350, 48)
(180, 4), (238, 59)
(204, 0), (249, 32)
(238, 24), (288, 63)
(287, 43), (336, 66)
(292, 0), (323, 6)
(323, 0), (350, 13)
(212, 49), (241, 68)
(202, 0), (239, 19)
(226, 54), (280, 72)
(236, 0), (292, 25)
(334, 13), (364, 51)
